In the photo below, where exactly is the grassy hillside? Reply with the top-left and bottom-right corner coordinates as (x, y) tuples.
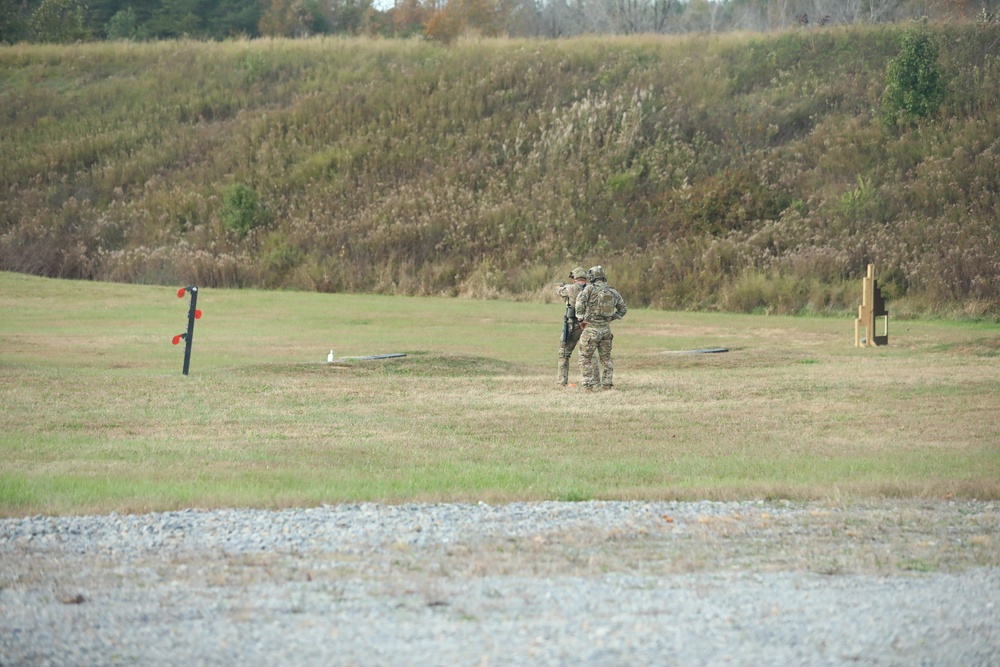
(2, 272), (998, 515)
(1, 24), (998, 317)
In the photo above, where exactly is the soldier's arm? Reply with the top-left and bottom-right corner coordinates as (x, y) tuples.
(615, 292), (627, 320)
(575, 287), (589, 321)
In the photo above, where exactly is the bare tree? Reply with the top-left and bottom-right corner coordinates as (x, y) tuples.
(508, 0), (975, 37)
(652, 0), (678, 32)
(773, 0), (797, 28)
(730, 0), (768, 31)
(684, 0), (726, 32)
(866, 0), (903, 22)
(833, 0), (901, 23)
(612, 0), (648, 33)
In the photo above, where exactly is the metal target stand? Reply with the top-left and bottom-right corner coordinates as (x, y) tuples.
(172, 286), (202, 375)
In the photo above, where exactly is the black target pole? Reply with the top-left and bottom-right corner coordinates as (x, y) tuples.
(182, 286), (199, 375)
(172, 286), (202, 376)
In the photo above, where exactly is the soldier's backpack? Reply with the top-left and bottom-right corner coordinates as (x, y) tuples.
(594, 283), (617, 318)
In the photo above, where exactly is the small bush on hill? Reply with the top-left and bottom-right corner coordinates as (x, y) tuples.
(882, 28), (946, 128)
(220, 184), (269, 239)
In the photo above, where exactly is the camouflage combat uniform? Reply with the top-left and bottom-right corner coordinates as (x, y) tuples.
(574, 271), (627, 390)
(556, 278), (587, 385)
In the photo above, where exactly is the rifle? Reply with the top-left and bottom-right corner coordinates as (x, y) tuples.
(557, 272), (577, 344)
(561, 299), (573, 344)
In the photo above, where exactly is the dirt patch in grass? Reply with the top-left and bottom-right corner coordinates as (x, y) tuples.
(241, 353), (521, 378)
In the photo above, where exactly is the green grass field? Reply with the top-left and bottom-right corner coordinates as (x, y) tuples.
(1, 271), (998, 516)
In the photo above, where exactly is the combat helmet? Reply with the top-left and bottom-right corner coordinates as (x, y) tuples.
(571, 267), (588, 279)
(587, 265), (606, 282)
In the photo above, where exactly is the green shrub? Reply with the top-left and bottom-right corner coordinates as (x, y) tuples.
(220, 183), (269, 239)
(882, 28), (946, 128)
(0, 0), (30, 44)
(106, 8), (139, 41)
(30, 0), (90, 43)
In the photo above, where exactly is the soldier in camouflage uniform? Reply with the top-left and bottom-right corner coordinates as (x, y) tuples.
(574, 265), (627, 390)
(556, 267), (589, 386)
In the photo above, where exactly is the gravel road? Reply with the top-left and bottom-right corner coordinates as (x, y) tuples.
(2, 500), (998, 666)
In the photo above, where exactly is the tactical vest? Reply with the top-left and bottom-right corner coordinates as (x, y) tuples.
(590, 283), (617, 321)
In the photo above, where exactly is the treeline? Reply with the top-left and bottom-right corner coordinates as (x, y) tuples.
(1, 23), (999, 317)
(3, 0), (1000, 44)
